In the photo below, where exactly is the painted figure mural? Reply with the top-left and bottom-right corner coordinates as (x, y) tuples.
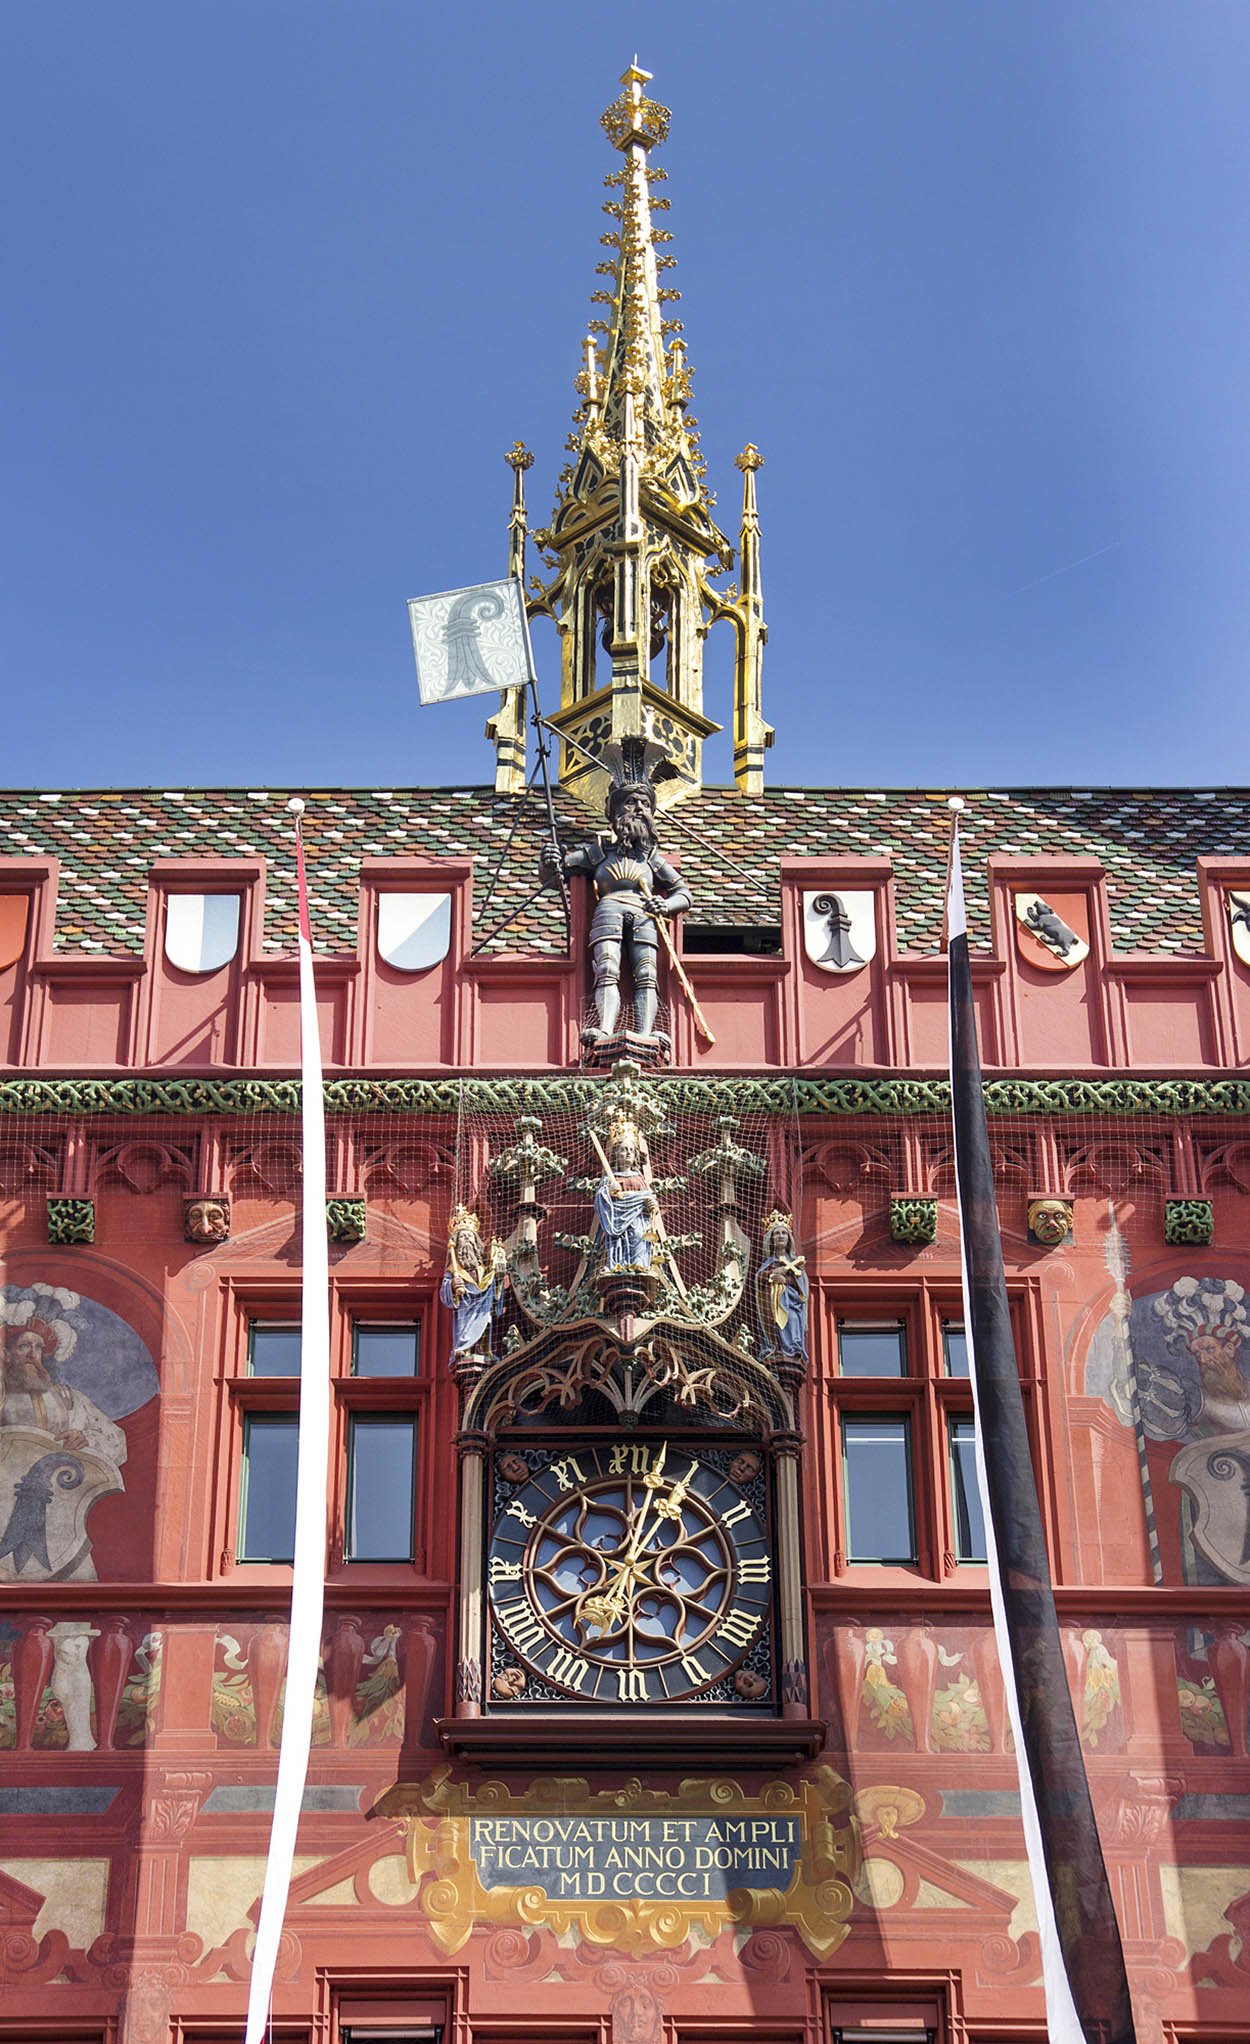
(0, 1284), (158, 1582)
(1088, 1274), (1250, 1585)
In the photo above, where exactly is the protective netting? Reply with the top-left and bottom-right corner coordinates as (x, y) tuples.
(447, 1064), (801, 1388)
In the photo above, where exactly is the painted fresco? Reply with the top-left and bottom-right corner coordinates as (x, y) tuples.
(0, 1283), (158, 1582)
(1088, 1275), (1250, 1585)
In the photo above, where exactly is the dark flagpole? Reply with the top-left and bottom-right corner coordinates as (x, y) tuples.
(946, 798), (1136, 2044)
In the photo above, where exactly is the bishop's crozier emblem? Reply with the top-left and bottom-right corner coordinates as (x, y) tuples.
(802, 892), (876, 974)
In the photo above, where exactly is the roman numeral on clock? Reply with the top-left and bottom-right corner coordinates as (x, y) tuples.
(544, 1646), (591, 1692)
(717, 1605), (762, 1649)
(496, 1600), (546, 1656)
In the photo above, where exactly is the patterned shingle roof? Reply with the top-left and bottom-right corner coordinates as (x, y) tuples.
(2, 784), (1244, 958)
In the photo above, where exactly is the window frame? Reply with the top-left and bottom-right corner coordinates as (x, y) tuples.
(824, 1283), (1041, 1580)
(219, 1284), (433, 1578)
(344, 1409), (420, 1563)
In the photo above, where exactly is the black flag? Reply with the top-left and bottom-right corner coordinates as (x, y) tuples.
(947, 809), (1136, 2044)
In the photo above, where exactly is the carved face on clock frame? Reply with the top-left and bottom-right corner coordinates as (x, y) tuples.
(486, 1438), (774, 1708)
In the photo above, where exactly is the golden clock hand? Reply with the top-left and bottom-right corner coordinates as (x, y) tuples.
(618, 1442), (669, 1571)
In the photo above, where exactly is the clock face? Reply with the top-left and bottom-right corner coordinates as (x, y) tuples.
(486, 1440), (773, 1705)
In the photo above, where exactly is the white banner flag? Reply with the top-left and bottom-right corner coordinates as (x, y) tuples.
(245, 801), (332, 2044)
(408, 576), (535, 705)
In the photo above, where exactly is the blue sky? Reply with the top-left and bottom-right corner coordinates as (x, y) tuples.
(4, 1), (1250, 792)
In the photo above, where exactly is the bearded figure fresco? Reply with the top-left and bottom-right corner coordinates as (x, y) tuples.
(1087, 1275), (1250, 1585)
(0, 1284), (158, 1582)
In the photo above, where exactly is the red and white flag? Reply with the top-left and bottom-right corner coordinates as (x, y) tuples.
(245, 801), (333, 2044)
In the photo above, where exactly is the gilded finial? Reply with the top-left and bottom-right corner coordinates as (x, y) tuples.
(601, 62), (671, 153)
(735, 444), (765, 473)
(505, 440), (534, 473)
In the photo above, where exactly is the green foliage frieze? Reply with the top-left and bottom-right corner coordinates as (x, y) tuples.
(3, 1074), (1250, 1120)
(890, 1197), (938, 1247)
(46, 1197), (95, 1245)
(326, 1199), (367, 1243)
(1163, 1198), (1214, 1247)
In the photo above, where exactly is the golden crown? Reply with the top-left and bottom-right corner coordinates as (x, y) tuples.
(762, 1209), (794, 1239)
(450, 1204), (482, 1235)
(608, 1112), (640, 1147)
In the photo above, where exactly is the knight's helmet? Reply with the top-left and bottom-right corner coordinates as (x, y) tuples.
(600, 730), (671, 828)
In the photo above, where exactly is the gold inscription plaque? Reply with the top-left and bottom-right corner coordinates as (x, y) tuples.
(380, 1765), (860, 1958)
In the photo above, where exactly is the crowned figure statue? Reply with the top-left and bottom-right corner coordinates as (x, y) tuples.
(542, 736), (690, 1045)
(593, 1117), (660, 1273)
(440, 1206), (507, 1358)
(755, 1210), (809, 1361)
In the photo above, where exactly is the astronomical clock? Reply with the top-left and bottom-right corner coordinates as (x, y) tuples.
(438, 1066), (822, 1766)
(486, 1438), (774, 1708)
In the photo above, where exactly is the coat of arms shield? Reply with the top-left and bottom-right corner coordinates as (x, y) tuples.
(0, 895), (29, 973)
(1012, 890), (1090, 972)
(802, 891), (876, 974)
(1226, 890), (1250, 968)
(164, 893), (241, 975)
(376, 893), (452, 973)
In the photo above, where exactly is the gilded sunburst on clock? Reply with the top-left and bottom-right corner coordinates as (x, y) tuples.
(486, 1440), (774, 1705)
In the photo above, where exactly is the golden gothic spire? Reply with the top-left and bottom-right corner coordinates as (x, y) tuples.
(492, 65), (772, 805)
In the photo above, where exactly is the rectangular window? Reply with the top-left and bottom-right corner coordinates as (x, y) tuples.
(346, 1414), (418, 1561)
(342, 2033), (440, 2042)
(248, 1322), (302, 1376)
(352, 1322), (421, 1377)
(838, 1321), (907, 1376)
(948, 1416), (986, 1560)
(842, 1416), (915, 1562)
(942, 1320), (970, 1376)
(239, 1413), (299, 1560)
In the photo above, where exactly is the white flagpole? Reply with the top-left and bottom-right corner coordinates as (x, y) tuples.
(244, 798), (333, 2044)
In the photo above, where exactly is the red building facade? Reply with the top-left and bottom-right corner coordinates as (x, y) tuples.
(3, 64), (1250, 2044)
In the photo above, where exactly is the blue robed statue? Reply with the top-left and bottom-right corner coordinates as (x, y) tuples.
(440, 1206), (507, 1357)
(755, 1210), (809, 1361)
(593, 1122), (659, 1272)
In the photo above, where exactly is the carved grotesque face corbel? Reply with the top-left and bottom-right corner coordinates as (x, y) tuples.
(185, 1197), (230, 1245)
(1027, 1197), (1073, 1248)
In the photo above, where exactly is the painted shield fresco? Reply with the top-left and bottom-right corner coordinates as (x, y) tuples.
(1170, 1433), (1250, 1588)
(0, 1429), (122, 1583)
(1226, 889), (1250, 968)
(0, 895), (30, 972)
(0, 1284), (159, 1582)
(1013, 890), (1090, 971)
(408, 577), (535, 706)
(801, 891), (876, 974)
(1008, 887), (1086, 972)
(1086, 1275), (1250, 1585)
(377, 893), (452, 973)
(164, 893), (241, 974)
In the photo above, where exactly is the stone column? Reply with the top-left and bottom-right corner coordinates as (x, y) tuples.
(455, 1434), (487, 1715)
(773, 1440), (809, 1717)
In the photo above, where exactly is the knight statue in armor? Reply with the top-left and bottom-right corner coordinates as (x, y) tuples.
(541, 737), (690, 1044)
(440, 1206), (507, 1358)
